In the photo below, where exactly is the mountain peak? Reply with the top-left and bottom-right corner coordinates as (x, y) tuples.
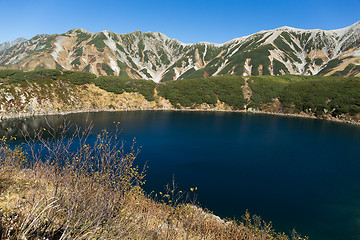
(276, 26), (301, 31)
(329, 20), (360, 37)
(67, 28), (93, 35)
(0, 37), (27, 45)
(0, 37), (27, 53)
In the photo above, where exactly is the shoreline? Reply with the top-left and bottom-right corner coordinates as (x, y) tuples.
(1, 107), (360, 126)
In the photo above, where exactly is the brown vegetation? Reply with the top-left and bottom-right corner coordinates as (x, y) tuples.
(0, 122), (307, 239)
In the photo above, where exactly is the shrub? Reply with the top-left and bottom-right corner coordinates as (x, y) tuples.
(0, 69), (22, 79)
(94, 76), (156, 101)
(7, 69), (61, 83)
(62, 70), (96, 85)
(0, 123), (308, 240)
(247, 75), (297, 108)
(34, 69), (62, 77)
(0, 123), (146, 239)
(158, 75), (246, 109)
(279, 76), (360, 116)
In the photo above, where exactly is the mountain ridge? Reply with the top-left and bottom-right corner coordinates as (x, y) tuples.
(0, 37), (27, 53)
(1, 21), (360, 82)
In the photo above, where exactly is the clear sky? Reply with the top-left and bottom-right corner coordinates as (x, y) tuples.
(0, 0), (359, 44)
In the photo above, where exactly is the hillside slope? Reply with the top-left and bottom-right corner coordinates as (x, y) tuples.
(0, 70), (359, 124)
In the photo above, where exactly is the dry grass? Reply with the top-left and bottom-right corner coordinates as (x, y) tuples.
(0, 123), (307, 240)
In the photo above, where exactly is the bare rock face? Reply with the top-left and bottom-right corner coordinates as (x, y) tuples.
(0, 37), (27, 53)
(1, 22), (360, 81)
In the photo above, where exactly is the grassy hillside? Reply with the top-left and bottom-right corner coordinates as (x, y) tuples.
(0, 69), (359, 122)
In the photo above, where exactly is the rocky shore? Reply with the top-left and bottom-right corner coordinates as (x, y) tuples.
(2, 104), (360, 127)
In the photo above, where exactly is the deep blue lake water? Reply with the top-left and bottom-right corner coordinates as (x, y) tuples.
(3, 111), (360, 240)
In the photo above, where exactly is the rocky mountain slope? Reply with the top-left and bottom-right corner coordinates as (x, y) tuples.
(1, 22), (360, 82)
(0, 37), (27, 53)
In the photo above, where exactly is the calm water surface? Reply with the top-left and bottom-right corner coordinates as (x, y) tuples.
(3, 111), (360, 240)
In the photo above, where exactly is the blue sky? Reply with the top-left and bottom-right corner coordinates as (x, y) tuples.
(0, 0), (359, 44)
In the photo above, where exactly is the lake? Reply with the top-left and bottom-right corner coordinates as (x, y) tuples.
(3, 110), (360, 240)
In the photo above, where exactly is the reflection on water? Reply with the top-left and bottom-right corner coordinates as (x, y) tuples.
(0, 117), (46, 138)
(3, 111), (360, 240)
(0, 114), (96, 139)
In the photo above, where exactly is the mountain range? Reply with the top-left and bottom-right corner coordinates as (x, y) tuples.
(0, 37), (27, 54)
(1, 21), (360, 82)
